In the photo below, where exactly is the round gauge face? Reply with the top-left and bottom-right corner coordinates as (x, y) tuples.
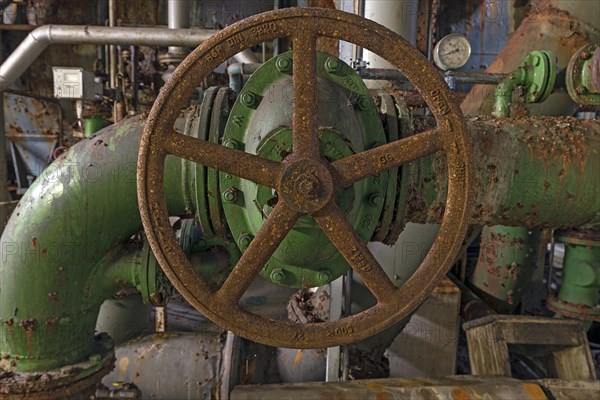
(433, 34), (472, 71)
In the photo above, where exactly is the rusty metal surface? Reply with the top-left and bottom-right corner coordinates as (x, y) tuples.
(138, 7), (473, 348)
(231, 375), (549, 400)
(461, 5), (600, 115)
(404, 115), (600, 228)
(101, 332), (226, 400)
(0, 353), (113, 400)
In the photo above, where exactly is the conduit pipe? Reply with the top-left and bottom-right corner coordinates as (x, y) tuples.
(0, 116), (195, 373)
(0, 25), (219, 85)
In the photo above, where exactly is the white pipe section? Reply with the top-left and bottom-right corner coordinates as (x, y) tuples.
(363, 0), (418, 68)
(168, 0), (190, 56)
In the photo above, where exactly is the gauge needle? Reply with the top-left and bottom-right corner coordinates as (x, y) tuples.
(441, 48), (460, 57)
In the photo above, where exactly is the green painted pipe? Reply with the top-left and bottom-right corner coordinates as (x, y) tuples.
(469, 226), (540, 312)
(84, 115), (110, 138)
(557, 234), (600, 307)
(0, 116), (192, 372)
(402, 115), (600, 229)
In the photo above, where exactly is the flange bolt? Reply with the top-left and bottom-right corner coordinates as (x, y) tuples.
(317, 270), (332, 284)
(270, 268), (286, 283)
(222, 138), (237, 149)
(369, 194), (384, 207)
(223, 187), (238, 203)
(276, 57), (293, 74)
(239, 233), (254, 249)
(240, 92), (259, 109)
(325, 57), (344, 75)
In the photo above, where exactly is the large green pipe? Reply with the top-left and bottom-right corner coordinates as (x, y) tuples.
(402, 115), (600, 228)
(0, 116), (191, 372)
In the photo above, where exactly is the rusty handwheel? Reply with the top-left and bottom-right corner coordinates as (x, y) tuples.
(138, 8), (473, 348)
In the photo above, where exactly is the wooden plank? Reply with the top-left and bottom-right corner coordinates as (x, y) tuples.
(546, 344), (597, 380)
(498, 319), (582, 346)
(466, 324), (511, 376)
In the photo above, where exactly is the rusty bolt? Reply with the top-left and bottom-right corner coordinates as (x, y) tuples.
(19, 319), (36, 332)
(317, 270), (332, 284)
(239, 233), (254, 249)
(576, 86), (587, 95)
(325, 57), (344, 75)
(580, 51), (591, 60)
(270, 268), (286, 283)
(222, 138), (238, 149)
(240, 92), (259, 109)
(276, 57), (293, 74)
(223, 187), (238, 203)
(369, 194), (384, 207)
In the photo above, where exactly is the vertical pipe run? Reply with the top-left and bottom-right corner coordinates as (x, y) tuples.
(469, 226), (541, 312)
(0, 36), (8, 227)
(559, 243), (600, 307)
(363, 0), (418, 68)
(108, 0), (117, 89)
(168, 0), (190, 57)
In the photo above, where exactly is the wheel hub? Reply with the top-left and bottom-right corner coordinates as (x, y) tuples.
(279, 158), (333, 214)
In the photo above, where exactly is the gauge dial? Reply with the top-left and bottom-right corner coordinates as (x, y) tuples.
(433, 34), (472, 71)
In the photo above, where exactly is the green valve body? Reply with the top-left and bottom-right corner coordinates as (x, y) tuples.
(219, 52), (387, 287)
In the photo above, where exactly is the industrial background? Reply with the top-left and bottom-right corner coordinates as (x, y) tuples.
(0, 0), (599, 399)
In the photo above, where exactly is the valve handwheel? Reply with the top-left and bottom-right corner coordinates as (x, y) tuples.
(138, 8), (474, 348)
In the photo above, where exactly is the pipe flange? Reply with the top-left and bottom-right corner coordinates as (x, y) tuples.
(158, 51), (188, 66)
(0, 334), (114, 399)
(547, 294), (600, 322)
(566, 42), (600, 105)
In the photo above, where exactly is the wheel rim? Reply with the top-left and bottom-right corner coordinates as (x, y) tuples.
(137, 7), (474, 348)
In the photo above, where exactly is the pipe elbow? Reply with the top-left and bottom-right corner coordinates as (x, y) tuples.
(29, 24), (53, 44)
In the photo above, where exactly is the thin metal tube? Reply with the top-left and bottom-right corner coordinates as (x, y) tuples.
(109, 0), (117, 88)
(0, 38), (9, 224)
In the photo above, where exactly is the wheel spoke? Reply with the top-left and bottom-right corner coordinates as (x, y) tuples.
(216, 203), (301, 306)
(165, 131), (280, 188)
(331, 128), (443, 188)
(314, 203), (397, 303)
(292, 31), (320, 159)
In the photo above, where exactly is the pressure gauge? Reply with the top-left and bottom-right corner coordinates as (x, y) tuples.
(433, 34), (472, 71)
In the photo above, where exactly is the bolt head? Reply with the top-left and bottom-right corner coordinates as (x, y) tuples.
(239, 233), (254, 249)
(317, 270), (332, 284)
(580, 51), (591, 60)
(369, 194), (384, 207)
(355, 96), (371, 111)
(240, 92), (259, 109)
(222, 138), (237, 149)
(325, 57), (344, 75)
(276, 57), (293, 74)
(576, 85), (587, 95)
(223, 188), (237, 203)
(270, 268), (286, 283)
